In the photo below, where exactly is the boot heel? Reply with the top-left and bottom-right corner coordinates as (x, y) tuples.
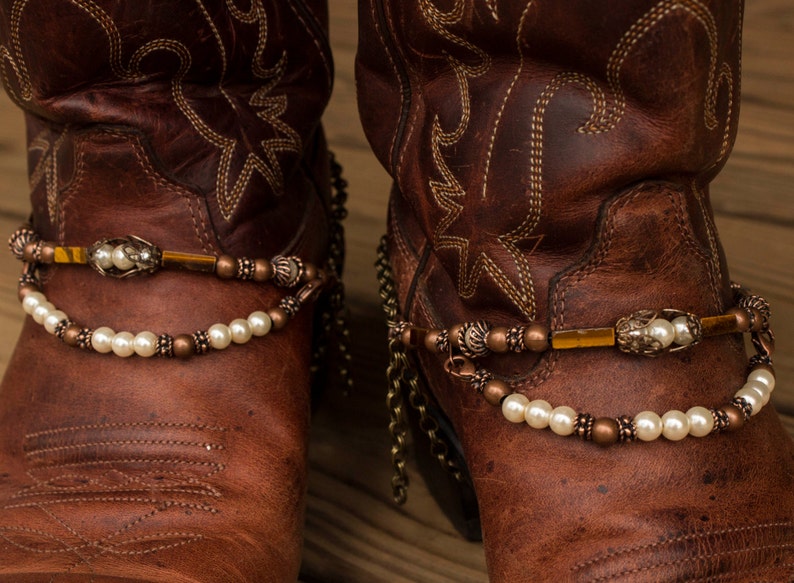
(378, 237), (481, 541)
(403, 369), (482, 541)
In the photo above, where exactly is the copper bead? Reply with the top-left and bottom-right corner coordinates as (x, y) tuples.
(486, 326), (509, 353)
(591, 417), (620, 446)
(268, 307), (289, 331)
(302, 263), (317, 283)
(723, 404), (745, 431)
(482, 379), (509, 406)
(62, 324), (82, 347)
(215, 255), (237, 279)
(173, 334), (195, 358)
(727, 307), (750, 333)
(424, 329), (441, 352)
(253, 259), (273, 282)
(17, 284), (38, 302)
(39, 243), (55, 264)
(22, 242), (38, 263)
(400, 327), (413, 348)
(448, 324), (463, 348)
(523, 324), (550, 352)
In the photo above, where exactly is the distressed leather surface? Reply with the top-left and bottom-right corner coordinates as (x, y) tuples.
(0, 1), (332, 580)
(357, 1), (794, 581)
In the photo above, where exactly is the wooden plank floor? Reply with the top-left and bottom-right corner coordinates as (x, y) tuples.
(0, 1), (792, 581)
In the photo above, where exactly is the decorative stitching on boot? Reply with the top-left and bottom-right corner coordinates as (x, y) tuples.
(572, 521), (794, 578)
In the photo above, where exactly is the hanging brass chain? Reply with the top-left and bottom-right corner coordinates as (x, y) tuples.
(376, 236), (464, 505)
(310, 153), (354, 393)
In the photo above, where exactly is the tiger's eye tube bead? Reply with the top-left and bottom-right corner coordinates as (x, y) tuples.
(268, 307), (289, 331)
(173, 334), (195, 359)
(483, 379), (510, 406)
(215, 255), (237, 279)
(253, 259), (273, 282)
(591, 417), (620, 447)
(727, 306), (751, 333)
(523, 324), (549, 352)
(486, 326), (510, 353)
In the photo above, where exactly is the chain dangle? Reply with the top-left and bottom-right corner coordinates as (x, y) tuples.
(377, 236), (464, 504)
(309, 152), (354, 394)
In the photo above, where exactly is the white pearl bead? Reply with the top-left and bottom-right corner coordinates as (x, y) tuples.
(744, 380), (771, 407)
(671, 316), (695, 346)
(93, 243), (115, 270)
(111, 332), (136, 357)
(686, 406), (714, 437)
(735, 387), (762, 415)
(208, 323), (232, 350)
(112, 246), (135, 271)
(133, 331), (158, 357)
(549, 406), (577, 436)
(22, 291), (46, 315)
(661, 410), (689, 441)
(229, 318), (252, 344)
(91, 326), (116, 353)
(43, 310), (68, 335)
(32, 301), (55, 325)
(634, 410), (663, 441)
(524, 399), (553, 429)
(248, 311), (272, 337)
(647, 319), (675, 348)
(502, 393), (529, 423)
(747, 368), (775, 392)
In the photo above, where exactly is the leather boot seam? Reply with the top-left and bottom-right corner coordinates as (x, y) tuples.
(571, 521), (794, 574)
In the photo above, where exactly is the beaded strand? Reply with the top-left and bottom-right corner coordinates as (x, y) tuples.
(391, 287), (776, 445)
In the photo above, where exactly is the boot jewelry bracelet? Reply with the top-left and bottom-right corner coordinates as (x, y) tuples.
(379, 239), (775, 446)
(8, 224), (333, 360)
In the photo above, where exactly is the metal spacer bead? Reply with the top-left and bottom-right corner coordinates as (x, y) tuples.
(506, 325), (526, 353)
(236, 257), (256, 280)
(76, 328), (94, 351)
(731, 397), (752, 421)
(459, 320), (492, 359)
(53, 319), (72, 340)
(710, 408), (730, 433)
(574, 413), (594, 440)
(156, 334), (174, 358)
(279, 296), (301, 319)
(389, 321), (410, 341)
(192, 331), (211, 354)
(9, 225), (38, 260)
(470, 368), (493, 394)
(748, 353), (773, 368)
(435, 329), (450, 354)
(616, 415), (637, 442)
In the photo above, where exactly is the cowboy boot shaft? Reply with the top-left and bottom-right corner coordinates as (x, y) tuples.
(1, 0), (333, 257)
(0, 2), (337, 581)
(360, 2), (794, 581)
(358, 0), (740, 323)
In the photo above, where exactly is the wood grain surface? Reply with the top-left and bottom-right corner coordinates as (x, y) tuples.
(0, 1), (791, 581)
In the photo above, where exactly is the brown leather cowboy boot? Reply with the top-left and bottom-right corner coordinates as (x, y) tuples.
(0, 1), (340, 581)
(359, 0), (794, 580)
